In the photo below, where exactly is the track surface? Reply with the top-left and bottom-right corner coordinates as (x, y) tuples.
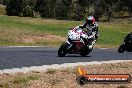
(0, 47), (131, 70)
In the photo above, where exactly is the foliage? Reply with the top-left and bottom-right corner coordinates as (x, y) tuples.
(5, 0), (132, 20)
(0, 0), (9, 5)
(6, 0), (36, 17)
(6, 0), (24, 16)
(23, 5), (33, 17)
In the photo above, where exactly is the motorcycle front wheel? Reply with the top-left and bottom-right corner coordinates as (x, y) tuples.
(118, 43), (125, 53)
(58, 42), (69, 57)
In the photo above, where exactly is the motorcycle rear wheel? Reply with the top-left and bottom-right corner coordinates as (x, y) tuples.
(58, 42), (69, 57)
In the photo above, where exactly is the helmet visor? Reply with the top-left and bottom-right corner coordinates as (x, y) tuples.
(87, 20), (93, 24)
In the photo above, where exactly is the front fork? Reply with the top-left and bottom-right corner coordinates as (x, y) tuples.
(66, 39), (73, 50)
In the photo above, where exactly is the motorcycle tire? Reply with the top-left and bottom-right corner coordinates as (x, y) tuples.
(118, 44), (125, 53)
(58, 42), (69, 57)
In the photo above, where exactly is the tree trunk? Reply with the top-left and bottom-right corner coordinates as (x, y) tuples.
(129, 0), (132, 17)
(108, 7), (112, 22)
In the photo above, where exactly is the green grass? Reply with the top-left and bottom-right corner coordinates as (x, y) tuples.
(46, 68), (57, 74)
(0, 15), (131, 48)
(0, 15), (80, 36)
(98, 22), (132, 47)
(0, 74), (39, 88)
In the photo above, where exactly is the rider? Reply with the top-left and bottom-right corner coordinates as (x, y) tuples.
(75, 16), (99, 49)
(125, 32), (132, 43)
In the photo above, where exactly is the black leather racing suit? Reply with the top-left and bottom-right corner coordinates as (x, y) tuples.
(79, 22), (99, 49)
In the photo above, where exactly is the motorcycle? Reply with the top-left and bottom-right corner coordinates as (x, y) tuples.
(118, 32), (132, 53)
(58, 27), (96, 57)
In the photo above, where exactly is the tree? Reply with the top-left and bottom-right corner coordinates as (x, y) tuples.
(93, 0), (106, 21)
(6, 0), (24, 16)
(105, 0), (118, 21)
(0, 0), (3, 4)
(6, 0), (36, 17)
(54, 0), (71, 19)
(95, 0), (120, 22)
(35, 0), (56, 18)
(128, 0), (132, 17)
(2, 0), (9, 5)
(23, 5), (33, 17)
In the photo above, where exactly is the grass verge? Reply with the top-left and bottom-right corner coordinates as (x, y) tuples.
(0, 15), (131, 48)
(0, 61), (132, 88)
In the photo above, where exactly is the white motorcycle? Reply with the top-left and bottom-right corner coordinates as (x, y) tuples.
(58, 27), (96, 57)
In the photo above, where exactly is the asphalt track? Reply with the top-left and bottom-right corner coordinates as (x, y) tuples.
(0, 47), (131, 70)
